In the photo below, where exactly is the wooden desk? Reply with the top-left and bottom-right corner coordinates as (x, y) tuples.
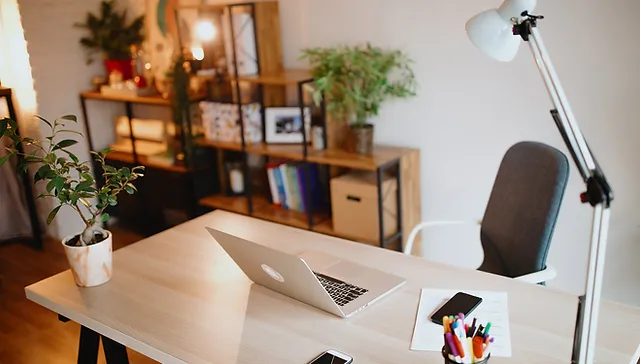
(25, 211), (639, 363)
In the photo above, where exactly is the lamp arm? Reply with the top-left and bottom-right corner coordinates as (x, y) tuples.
(518, 20), (613, 364)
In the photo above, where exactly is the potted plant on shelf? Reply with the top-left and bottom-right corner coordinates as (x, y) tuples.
(75, 0), (144, 80)
(301, 43), (417, 154)
(0, 115), (144, 287)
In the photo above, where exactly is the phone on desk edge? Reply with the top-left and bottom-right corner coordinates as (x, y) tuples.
(308, 350), (353, 364)
(430, 292), (483, 325)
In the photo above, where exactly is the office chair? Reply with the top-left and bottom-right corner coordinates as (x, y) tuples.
(404, 141), (569, 284)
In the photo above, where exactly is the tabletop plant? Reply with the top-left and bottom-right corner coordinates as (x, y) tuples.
(301, 43), (417, 126)
(0, 115), (144, 246)
(75, 0), (145, 64)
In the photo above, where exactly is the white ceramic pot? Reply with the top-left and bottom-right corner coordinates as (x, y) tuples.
(62, 231), (113, 287)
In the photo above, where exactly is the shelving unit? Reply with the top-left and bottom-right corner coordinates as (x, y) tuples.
(79, 91), (217, 235)
(176, 1), (420, 251)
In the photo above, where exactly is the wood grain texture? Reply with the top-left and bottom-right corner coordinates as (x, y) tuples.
(105, 151), (188, 173)
(253, 1), (286, 106)
(307, 145), (415, 171)
(81, 92), (170, 106)
(24, 211), (640, 364)
(0, 226), (155, 363)
(400, 148), (421, 252)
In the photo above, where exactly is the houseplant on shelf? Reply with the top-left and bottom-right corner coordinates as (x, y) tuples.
(0, 115), (144, 287)
(301, 43), (417, 154)
(75, 0), (144, 80)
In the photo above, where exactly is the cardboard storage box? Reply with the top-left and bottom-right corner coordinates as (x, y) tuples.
(330, 172), (397, 245)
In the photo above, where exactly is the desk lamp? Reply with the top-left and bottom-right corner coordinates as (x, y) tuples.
(465, 1), (613, 363)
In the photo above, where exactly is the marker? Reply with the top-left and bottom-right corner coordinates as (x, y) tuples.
(446, 332), (462, 363)
(476, 324), (485, 337)
(443, 316), (450, 333)
(470, 317), (477, 336)
(452, 333), (465, 359)
(484, 322), (492, 336)
(472, 336), (484, 359)
(483, 337), (495, 358)
(465, 337), (473, 364)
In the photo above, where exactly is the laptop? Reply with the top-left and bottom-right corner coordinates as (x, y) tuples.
(206, 227), (406, 318)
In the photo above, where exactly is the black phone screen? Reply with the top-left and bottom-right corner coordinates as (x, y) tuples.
(430, 292), (483, 325)
(308, 353), (350, 364)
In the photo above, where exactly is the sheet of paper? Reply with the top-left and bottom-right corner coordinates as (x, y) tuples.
(630, 343), (640, 364)
(410, 289), (512, 357)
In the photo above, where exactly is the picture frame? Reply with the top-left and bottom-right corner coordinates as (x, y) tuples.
(265, 107), (311, 144)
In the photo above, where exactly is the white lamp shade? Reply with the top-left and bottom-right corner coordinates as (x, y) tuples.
(465, 0), (537, 62)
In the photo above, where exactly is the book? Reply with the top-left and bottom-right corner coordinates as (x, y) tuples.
(266, 165), (280, 206)
(290, 166), (302, 212)
(285, 165), (299, 211)
(278, 164), (290, 209)
(295, 164), (307, 212)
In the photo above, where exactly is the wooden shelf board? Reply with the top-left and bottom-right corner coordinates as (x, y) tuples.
(105, 151), (188, 173)
(245, 143), (305, 160)
(196, 138), (244, 151)
(199, 194), (250, 215)
(221, 69), (312, 86)
(0, 87), (11, 97)
(307, 146), (411, 171)
(81, 91), (170, 106)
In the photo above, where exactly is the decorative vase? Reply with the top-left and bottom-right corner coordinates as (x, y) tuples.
(347, 123), (374, 155)
(62, 231), (113, 287)
(104, 59), (133, 80)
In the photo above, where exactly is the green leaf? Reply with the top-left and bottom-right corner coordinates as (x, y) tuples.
(124, 183), (136, 194)
(81, 173), (94, 184)
(100, 213), (110, 222)
(37, 193), (54, 199)
(46, 179), (56, 193)
(121, 167), (131, 177)
(35, 115), (53, 129)
(103, 165), (117, 173)
(59, 115), (78, 122)
(52, 139), (78, 151)
(47, 205), (62, 225)
(0, 153), (11, 167)
(35, 164), (53, 182)
(7, 118), (17, 131)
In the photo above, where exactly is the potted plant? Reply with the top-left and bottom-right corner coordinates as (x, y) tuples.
(301, 44), (417, 154)
(75, 0), (144, 80)
(0, 115), (144, 287)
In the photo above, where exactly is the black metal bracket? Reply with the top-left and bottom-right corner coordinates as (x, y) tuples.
(512, 11), (544, 41)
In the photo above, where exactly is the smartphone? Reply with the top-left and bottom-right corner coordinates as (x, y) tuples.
(308, 350), (353, 364)
(429, 292), (483, 325)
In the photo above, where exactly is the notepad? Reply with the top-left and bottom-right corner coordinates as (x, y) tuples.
(410, 289), (512, 357)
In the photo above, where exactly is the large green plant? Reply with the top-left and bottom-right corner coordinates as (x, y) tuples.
(0, 115), (144, 246)
(301, 43), (417, 126)
(75, 0), (144, 63)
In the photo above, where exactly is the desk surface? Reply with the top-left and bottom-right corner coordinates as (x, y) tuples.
(26, 211), (639, 364)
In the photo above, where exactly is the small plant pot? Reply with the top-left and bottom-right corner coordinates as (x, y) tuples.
(62, 231), (113, 287)
(347, 123), (374, 155)
(104, 59), (133, 80)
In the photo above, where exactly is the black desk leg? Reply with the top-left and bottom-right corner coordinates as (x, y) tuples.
(77, 325), (129, 364)
(78, 326), (100, 364)
(102, 335), (130, 364)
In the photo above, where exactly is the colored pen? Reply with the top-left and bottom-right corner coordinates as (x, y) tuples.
(472, 336), (484, 359)
(452, 332), (465, 359)
(483, 337), (494, 357)
(446, 332), (462, 363)
(476, 324), (484, 337)
(443, 316), (450, 333)
(484, 322), (492, 336)
(464, 337), (473, 364)
(470, 317), (477, 337)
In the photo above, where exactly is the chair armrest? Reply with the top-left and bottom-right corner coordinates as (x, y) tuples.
(404, 220), (481, 255)
(514, 265), (557, 284)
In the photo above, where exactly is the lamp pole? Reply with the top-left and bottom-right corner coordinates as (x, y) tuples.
(512, 13), (613, 364)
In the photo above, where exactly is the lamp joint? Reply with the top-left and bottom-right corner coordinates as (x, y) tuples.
(513, 11), (545, 41)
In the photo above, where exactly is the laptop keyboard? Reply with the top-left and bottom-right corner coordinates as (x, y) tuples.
(314, 272), (369, 307)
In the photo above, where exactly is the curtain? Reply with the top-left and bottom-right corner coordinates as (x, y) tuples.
(0, 0), (40, 241)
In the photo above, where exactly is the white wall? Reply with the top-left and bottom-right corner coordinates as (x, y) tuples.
(278, 0), (640, 305)
(18, 0), (142, 239)
(18, 0), (640, 305)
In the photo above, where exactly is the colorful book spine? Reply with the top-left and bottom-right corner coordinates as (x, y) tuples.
(274, 166), (287, 209)
(294, 164), (304, 212)
(266, 164), (280, 206)
(286, 165), (299, 211)
(279, 164), (291, 209)
(290, 166), (303, 212)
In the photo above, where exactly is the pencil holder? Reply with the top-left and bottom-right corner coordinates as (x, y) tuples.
(442, 347), (490, 363)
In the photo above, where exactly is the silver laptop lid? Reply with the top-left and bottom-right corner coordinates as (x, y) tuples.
(206, 227), (344, 317)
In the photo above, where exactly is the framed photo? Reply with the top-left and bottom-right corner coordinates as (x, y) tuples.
(265, 107), (311, 144)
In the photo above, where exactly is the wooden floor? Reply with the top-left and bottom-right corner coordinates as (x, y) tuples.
(0, 226), (158, 364)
